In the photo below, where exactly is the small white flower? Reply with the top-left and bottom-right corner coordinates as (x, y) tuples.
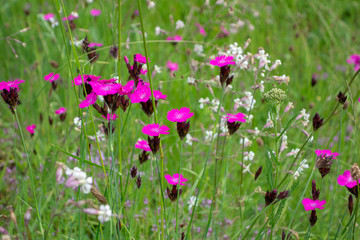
(79, 177), (92, 194)
(185, 134), (193, 146)
(205, 131), (217, 142)
(187, 196), (197, 211)
(74, 117), (82, 127)
(147, 1), (155, 9)
(244, 151), (255, 161)
(198, 97), (209, 109)
(155, 26), (162, 36)
(194, 44), (204, 56)
(175, 20), (185, 30)
(98, 205), (112, 223)
(154, 65), (162, 73)
(187, 77), (195, 84)
(86, 0), (94, 3)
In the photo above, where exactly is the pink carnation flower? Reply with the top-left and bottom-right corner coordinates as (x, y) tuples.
(72, 74), (101, 86)
(44, 72), (60, 82)
(315, 149), (339, 159)
(223, 112), (246, 123)
(120, 80), (134, 95)
(142, 123), (170, 136)
(347, 54), (360, 71)
(135, 139), (151, 152)
(26, 124), (36, 134)
(88, 42), (103, 48)
(337, 170), (360, 188)
(0, 79), (25, 91)
(129, 85), (151, 103)
(62, 13), (78, 21)
(134, 54), (149, 64)
(166, 35), (182, 41)
(302, 198), (326, 211)
(44, 13), (55, 21)
(79, 92), (97, 108)
(102, 113), (118, 121)
(166, 61), (179, 72)
(195, 23), (206, 36)
(90, 82), (122, 96)
(167, 107), (194, 122)
(164, 173), (188, 186)
(90, 9), (101, 17)
(209, 55), (236, 67)
(55, 107), (67, 115)
(153, 90), (167, 100)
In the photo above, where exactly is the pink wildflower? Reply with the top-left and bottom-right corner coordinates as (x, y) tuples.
(302, 198), (326, 211)
(55, 107), (66, 115)
(195, 23), (206, 36)
(26, 124), (36, 135)
(347, 54), (360, 71)
(90, 82), (122, 96)
(167, 107), (194, 122)
(153, 90), (167, 100)
(72, 74), (101, 86)
(135, 139), (151, 152)
(223, 112), (246, 123)
(0, 79), (25, 91)
(134, 54), (149, 64)
(129, 85), (151, 103)
(209, 55), (236, 67)
(164, 173), (188, 186)
(142, 123), (170, 136)
(337, 170), (360, 188)
(88, 42), (103, 48)
(90, 9), (101, 17)
(44, 73), (60, 82)
(79, 92), (97, 108)
(102, 113), (118, 121)
(62, 13), (78, 21)
(315, 149), (339, 159)
(120, 80), (134, 95)
(166, 61), (179, 72)
(44, 13), (55, 21)
(166, 35), (182, 41)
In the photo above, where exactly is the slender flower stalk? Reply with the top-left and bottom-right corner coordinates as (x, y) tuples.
(175, 140), (183, 239)
(14, 109), (44, 238)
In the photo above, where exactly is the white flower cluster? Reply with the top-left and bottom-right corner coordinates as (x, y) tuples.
(185, 134), (193, 146)
(194, 44), (204, 56)
(175, 20), (185, 30)
(296, 109), (310, 127)
(293, 159), (309, 180)
(198, 97), (210, 109)
(205, 130), (217, 142)
(234, 91), (256, 112)
(65, 167), (92, 194)
(98, 205), (112, 223)
(225, 42), (249, 69)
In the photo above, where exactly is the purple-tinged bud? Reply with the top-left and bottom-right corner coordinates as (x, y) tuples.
(136, 176), (142, 189)
(277, 191), (289, 200)
(311, 180), (320, 200)
(309, 210), (317, 226)
(83, 208), (99, 215)
(312, 113), (323, 131)
(65, 175), (80, 188)
(124, 55), (129, 64)
(254, 166), (262, 181)
(24, 208), (32, 227)
(130, 166), (138, 178)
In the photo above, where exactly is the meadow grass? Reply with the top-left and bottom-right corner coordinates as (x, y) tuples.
(1, 0), (360, 239)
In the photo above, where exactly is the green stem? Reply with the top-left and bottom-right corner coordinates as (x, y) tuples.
(14, 110), (44, 239)
(175, 140), (183, 239)
(352, 184), (360, 239)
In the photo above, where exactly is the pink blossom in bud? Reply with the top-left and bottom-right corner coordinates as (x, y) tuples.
(44, 13), (55, 21)
(209, 55), (236, 67)
(302, 198), (326, 211)
(142, 123), (170, 136)
(124, 55), (129, 64)
(195, 23), (206, 36)
(26, 124), (36, 135)
(55, 107), (66, 115)
(135, 139), (151, 152)
(90, 9), (101, 17)
(134, 54), (149, 64)
(72, 74), (101, 86)
(167, 107), (194, 122)
(56, 165), (64, 182)
(166, 61), (179, 72)
(44, 72), (60, 82)
(79, 92), (98, 108)
(102, 113), (118, 121)
(223, 112), (246, 123)
(337, 170), (360, 188)
(164, 173), (188, 185)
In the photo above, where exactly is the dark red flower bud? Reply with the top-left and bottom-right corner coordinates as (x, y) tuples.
(337, 91), (347, 104)
(309, 210), (317, 227)
(148, 136), (160, 155)
(226, 121), (241, 135)
(277, 191), (289, 200)
(311, 180), (320, 200)
(312, 113), (323, 131)
(130, 166), (137, 178)
(136, 176), (142, 189)
(139, 150), (150, 165)
(110, 45), (119, 59)
(167, 185), (183, 202)
(348, 194), (353, 215)
(265, 189), (277, 207)
(176, 121), (190, 140)
(254, 166), (263, 181)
